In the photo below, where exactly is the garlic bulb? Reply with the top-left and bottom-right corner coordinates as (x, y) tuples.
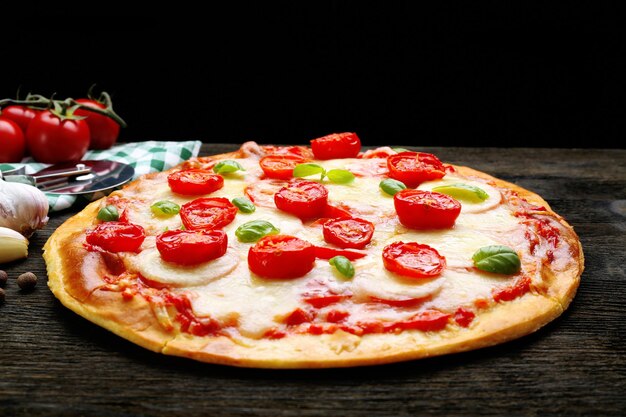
(0, 226), (29, 264)
(0, 173), (49, 237)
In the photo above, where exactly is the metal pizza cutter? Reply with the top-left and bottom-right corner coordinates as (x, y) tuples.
(1, 160), (135, 195)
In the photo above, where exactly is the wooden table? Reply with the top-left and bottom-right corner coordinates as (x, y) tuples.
(1, 145), (624, 417)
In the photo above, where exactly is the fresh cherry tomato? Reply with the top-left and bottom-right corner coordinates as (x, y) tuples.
(248, 235), (316, 279)
(1, 105), (39, 132)
(387, 152), (446, 188)
(0, 118), (26, 163)
(180, 197), (237, 230)
(310, 132), (361, 160)
(259, 154), (307, 180)
(382, 241), (446, 279)
(274, 180), (329, 220)
(168, 169), (224, 195)
(156, 229), (227, 265)
(322, 217), (374, 249)
(26, 110), (90, 164)
(394, 189), (461, 229)
(86, 222), (146, 253)
(74, 99), (120, 150)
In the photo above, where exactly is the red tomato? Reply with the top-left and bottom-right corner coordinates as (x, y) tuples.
(322, 217), (374, 249)
(156, 229), (227, 265)
(0, 118), (26, 163)
(382, 241), (446, 278)
(248, 235), (316, 279)
(86, 222), (146, 253)
(274, 180), (329, 220)
(310, 132), (361, 160)
(387, 152), (446, 187)
(180, 197), (237, 230)
(74, 99), (120, 150)
(1, 105), (38, 132)
(383, 310), (450, 332)
(168, 169), (224, 195)
(26, 110), (90, 164)
(259, 154), (307, 180)
(394, 189), (461, 229)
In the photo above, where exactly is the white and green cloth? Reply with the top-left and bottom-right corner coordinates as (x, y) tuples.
(0, 141), (202, 212)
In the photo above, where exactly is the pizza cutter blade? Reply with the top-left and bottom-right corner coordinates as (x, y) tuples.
(32, 160), (135, 195)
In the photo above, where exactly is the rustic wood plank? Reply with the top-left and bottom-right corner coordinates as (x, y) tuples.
(0, 145), (624, 417)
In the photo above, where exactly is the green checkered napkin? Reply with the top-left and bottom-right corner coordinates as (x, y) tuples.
(0, 141), (201, 212)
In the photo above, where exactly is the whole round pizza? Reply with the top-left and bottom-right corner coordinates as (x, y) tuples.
(44, 133), (584, 368)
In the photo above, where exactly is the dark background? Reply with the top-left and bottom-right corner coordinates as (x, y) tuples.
(3, 3), (624, 148)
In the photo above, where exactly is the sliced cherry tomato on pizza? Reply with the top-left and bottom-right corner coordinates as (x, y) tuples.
(274, 180), (329, 220)
(322, 217), (374, 249)
(86, 221), (146, 253)
(313, 246), (368, 260)
(310, 132), (361, 160)
(180, 197), (238, 230)
(248, 235), (316, 279)
(382, 241), (446, 279)
(259, 154), (307, 180)
(156, 229), (227, 265)
(167, 169), (224, 195)
(394, 189), (461, 229)
(387, 152), (446, 187)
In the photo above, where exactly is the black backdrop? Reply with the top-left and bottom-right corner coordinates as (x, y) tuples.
(3, 3), (624, 148)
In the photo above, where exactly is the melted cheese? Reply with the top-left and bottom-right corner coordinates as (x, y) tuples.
(122, 155), (529, 338)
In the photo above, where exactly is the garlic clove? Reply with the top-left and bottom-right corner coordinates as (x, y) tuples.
(0, 176), (49, 237)
(0, 226), (29, 264)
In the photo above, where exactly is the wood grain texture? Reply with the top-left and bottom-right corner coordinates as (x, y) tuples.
(1, 145), (624, 417)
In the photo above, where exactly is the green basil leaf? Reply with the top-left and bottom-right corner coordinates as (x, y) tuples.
(150, 200), (181, 217)
(329, 256), (355, 279)
(235, 220), (280, 243)
(392, 147), (410, 153)
(326, 169), (355, 184)
(97, 205), (119, 222)
(213, 160), (245, 174)
(472, 245), (521, 275)
(379, 178), (407, 196)
(232, 197), (256, 213)
(432, 183), (489, 203)
(293, 163), (326, 179)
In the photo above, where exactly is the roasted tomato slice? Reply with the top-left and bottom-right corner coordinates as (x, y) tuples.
(86, 222), (145, 253)
(382, 241), (446, 278)
(394, 189), (461, 229)
(310, 132), (361, 160)
(259, 154), (307, 180)
(156, 229), (227, 265)
(387, 152), (446, 187)
(248, 235), (316, 279)
(167, 169), (224, 195)
(274, 180), (329, 220)
(322, 217), (374, 249)
(180, 197), (238, 230)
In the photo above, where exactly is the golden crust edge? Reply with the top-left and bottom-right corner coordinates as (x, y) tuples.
(43, 150), (584, 368)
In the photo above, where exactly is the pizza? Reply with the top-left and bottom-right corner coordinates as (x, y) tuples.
(44, 133), (584, 368)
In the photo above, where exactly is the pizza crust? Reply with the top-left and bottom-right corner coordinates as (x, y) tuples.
(44, 148), (584, 368)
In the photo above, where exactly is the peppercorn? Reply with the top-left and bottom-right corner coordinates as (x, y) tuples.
(17, 272), (37, 291)
(0, 288), (5, 304)
(0, 270), (7, 287)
